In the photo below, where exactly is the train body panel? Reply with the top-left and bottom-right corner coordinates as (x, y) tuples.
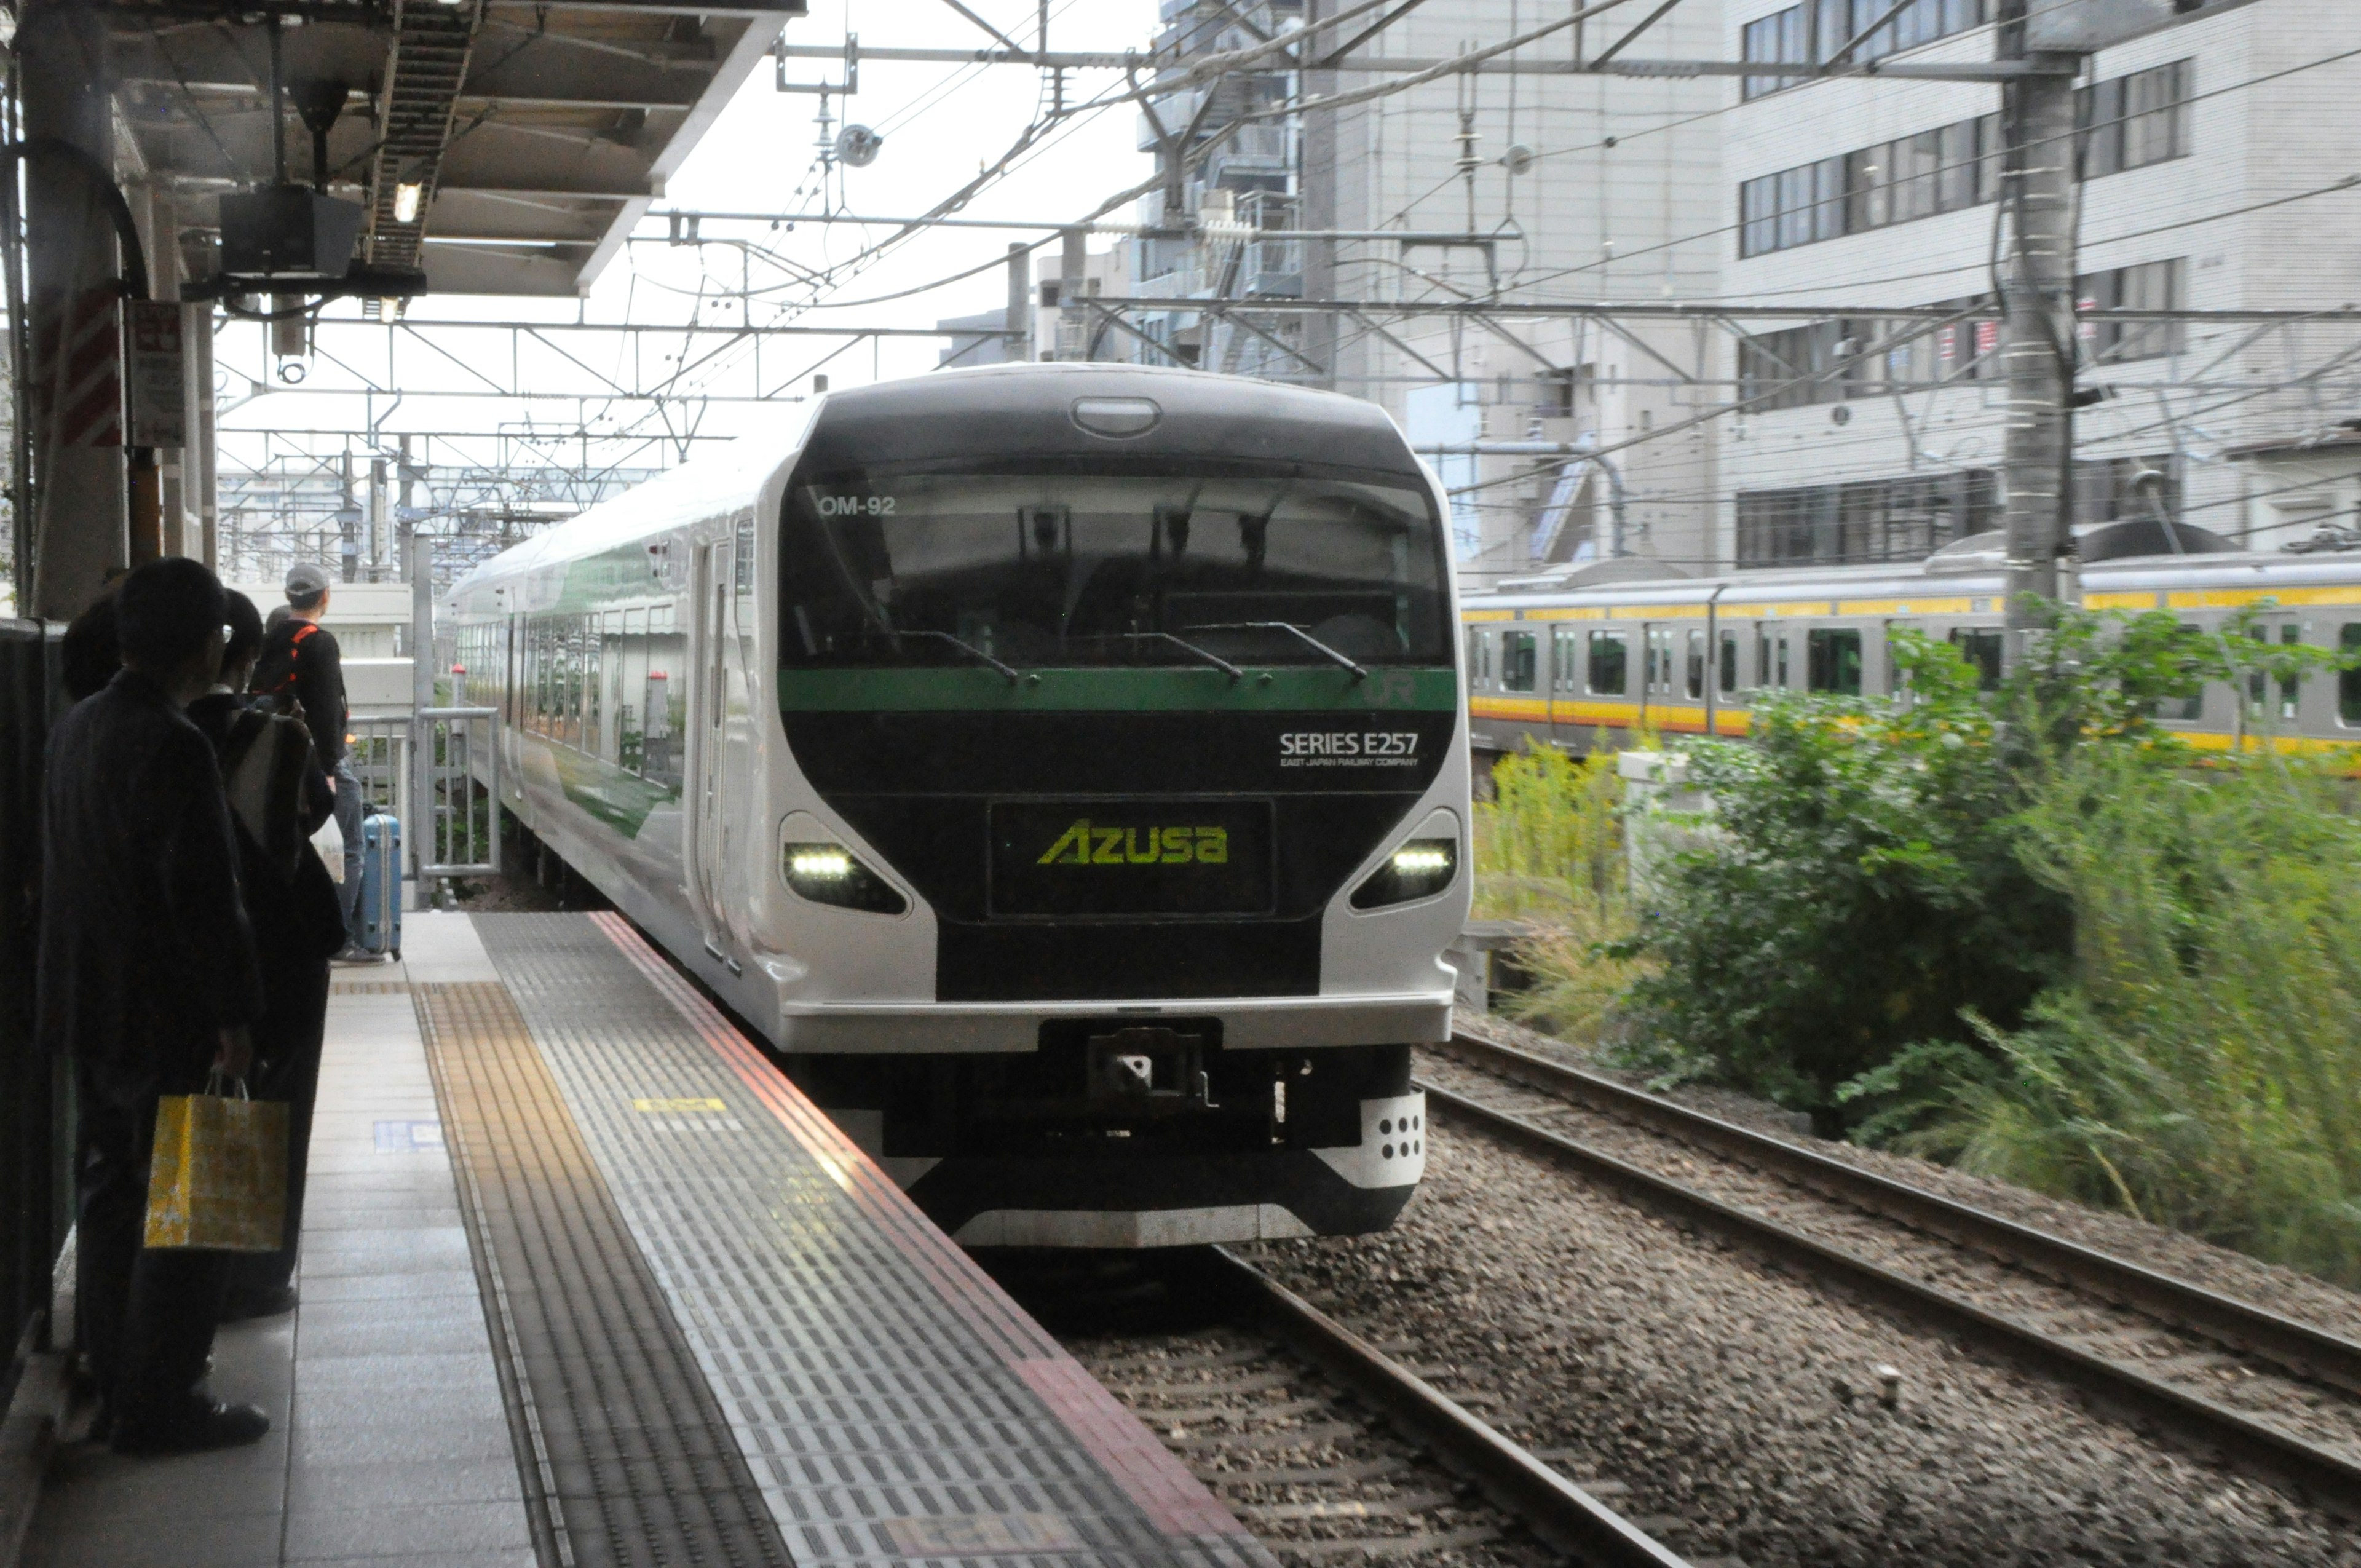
(447, 364), (1468, 1246)
(1460, 539), (2361, 759)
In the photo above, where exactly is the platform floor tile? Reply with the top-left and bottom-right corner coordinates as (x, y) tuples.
(18, 925), (537, 1568)
(465, 911), (1275, 1568)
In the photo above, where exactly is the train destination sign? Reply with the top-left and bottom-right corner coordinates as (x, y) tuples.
(989, 799), (1274, 917)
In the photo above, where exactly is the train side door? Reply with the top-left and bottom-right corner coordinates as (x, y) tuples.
(2243, 609), (2305, 731)
(689, 537), (735, 966)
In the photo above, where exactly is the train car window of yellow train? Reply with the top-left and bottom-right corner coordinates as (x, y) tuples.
(1685, 630), (1706, 700)
(1806, 628), (1862, 696)
(1719, 631), (1739, 696)
(2342, 625), (2361, 726)
(1503, 631), (1538, 693)
(2158, 624), (2205, 723)
(1949, 627), (2003, 691)
(1587, 630), (1628, 695)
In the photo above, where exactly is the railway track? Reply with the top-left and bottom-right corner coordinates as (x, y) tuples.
(1059, 1249), (1714, 1568)
(1419, 1030), (2361, 1521)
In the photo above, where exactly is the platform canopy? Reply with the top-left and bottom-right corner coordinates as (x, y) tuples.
(109, 0), (804, 299)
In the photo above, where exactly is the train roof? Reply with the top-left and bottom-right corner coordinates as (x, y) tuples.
(448, 365), (1428, 616)
(802, 362), (1423, 479)
(1465, 538), (2360, 616)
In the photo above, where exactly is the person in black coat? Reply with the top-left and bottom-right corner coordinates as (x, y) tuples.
(36, 558), (271, 1455)
(188, 591), (346, 1321)
(250, 562), (362, 952)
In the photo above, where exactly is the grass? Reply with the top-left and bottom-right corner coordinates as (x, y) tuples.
(1856, 748), (2361, 1286)
(1471, 745), (1649, 1047)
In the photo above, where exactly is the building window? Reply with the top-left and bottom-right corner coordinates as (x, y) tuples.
(1737, 470), (1999, 568)
(2079, 60), (2193, 178)
(1744, 0), (1986, 100)
(2079, 258), (2186, 364)
(1739, 61), (2188, 257)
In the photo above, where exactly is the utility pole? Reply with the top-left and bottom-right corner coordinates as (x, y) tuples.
(20, 0), (126, 617)
(1998, 2), (2084, 653)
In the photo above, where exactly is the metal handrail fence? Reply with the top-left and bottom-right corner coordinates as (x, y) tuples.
(0, 620), (68, 1416)
(417, 707), (499, 877)
(348, 708), (501, 885)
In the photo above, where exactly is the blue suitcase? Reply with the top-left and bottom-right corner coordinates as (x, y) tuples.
(358, 812), (402, 959)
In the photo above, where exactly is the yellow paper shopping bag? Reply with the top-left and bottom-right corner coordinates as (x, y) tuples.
(143, 1076), (288, 1252)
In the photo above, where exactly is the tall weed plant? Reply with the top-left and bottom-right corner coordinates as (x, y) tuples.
(1850, 750), (2361, 1284)
(1472, 746), (1644, 1045)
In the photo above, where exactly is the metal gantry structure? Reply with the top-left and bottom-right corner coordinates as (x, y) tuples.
(0, 0), (2347, 616)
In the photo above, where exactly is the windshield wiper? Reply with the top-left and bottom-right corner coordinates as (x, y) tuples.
(1184, 621), (1367, 682)
(890, 628), (1021, 685)
(1113, 632), (1243, 683)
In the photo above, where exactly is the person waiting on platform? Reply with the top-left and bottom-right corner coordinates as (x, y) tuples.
(36, 557), (271, 1455)
(189, 590), (344, 1323)
(251, 562), (366, 960)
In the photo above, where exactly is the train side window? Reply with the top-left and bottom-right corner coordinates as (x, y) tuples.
(1776, 632), (1790, 689)
(1950, 627), (2003, 690)
(2234, 623), (2303, 718)
(1587, 630), (1628, 695)
(1685, 629), (1706, 700)
(1719, 630), (1739, 695)
(2157, 623), (2205, 722)
(1806, 628), (1862, 695)
(1503, 630), (1538, 693)
(2342, 625), (2361, 726)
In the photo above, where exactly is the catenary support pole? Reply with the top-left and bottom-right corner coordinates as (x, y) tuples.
(20, 0), (127, 616)
(192, 307), (216, 569)
(1998, 6), (2084, 655)
(1058, 226), (1086, 360)
(408, 521), (433, 900)
(1005, 242), (1031, 363)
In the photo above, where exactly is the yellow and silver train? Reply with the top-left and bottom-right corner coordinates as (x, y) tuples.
(1460, 520), (2361, 761)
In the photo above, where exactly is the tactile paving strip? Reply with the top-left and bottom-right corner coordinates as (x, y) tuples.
(462, 912), (1275, 1568)
(416, 979), (798, 1568)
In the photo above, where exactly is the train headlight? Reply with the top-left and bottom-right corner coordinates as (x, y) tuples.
(1350, 837), (1458, 910)
(782, 840), (908, 914)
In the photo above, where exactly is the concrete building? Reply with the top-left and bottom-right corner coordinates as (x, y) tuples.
(1714, 0), (2361, 571)
(1117, 0), (1730, 588)
(1304, 1), (1728, 586)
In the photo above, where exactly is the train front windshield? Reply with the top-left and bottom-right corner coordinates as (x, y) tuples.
(778, 461), (1452, 670)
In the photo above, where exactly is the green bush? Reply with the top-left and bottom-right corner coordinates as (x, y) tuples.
(1613, 635), (2070, 1131)
(1844, 749), (2361, 1284)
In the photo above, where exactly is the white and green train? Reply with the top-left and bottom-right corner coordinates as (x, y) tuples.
(445, 363), (1470, 1247)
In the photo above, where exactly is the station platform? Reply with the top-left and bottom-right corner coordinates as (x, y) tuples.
(16, 912), (1271, 1568)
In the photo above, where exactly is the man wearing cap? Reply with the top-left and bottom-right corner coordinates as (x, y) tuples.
(251, 564), (363, 956)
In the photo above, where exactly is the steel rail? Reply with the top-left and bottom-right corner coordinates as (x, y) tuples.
(1206, 1246), (1693, 1568)
(1416, 1069), (2361, 1521)
(1433, 1032), (2361, 1398)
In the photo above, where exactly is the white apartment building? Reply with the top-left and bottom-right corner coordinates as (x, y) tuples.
(1304, 0), (1729, 586)
(1716, 0), (2361, 571)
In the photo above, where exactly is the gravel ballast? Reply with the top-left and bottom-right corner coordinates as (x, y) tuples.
(1241, 1117), (2361, 1567)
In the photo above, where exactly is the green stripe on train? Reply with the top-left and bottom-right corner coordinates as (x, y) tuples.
(775, 665), (1459, 713)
